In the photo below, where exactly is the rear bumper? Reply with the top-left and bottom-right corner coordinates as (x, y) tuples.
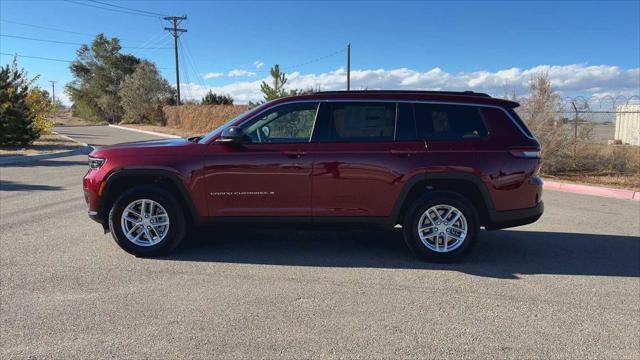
(485, 201), (544, 230)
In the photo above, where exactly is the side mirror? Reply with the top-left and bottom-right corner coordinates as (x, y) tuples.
(216, 126), (244, 144)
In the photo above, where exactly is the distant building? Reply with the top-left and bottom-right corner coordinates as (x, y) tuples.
(615, 105), (640, 146)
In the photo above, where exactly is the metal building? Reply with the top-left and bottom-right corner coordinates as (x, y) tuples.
(615, 105), (640, 146)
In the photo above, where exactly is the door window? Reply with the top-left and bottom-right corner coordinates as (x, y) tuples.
(242, 102), (319, 143)
(414, 103), (487, 140)
(316, 102), (397, 142)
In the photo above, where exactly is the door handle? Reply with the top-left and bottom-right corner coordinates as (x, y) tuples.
(283, 151), (307, 158)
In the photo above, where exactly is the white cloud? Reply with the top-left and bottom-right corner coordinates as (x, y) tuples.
(253, 60), (264, 69)
(203, 72), (224, 79)
(178, 64), (640, 104)
(228, 69), (256, 77)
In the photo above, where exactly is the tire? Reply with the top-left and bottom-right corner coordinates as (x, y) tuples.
(108, 186), (186, 257)
(402, 191), (479, 262)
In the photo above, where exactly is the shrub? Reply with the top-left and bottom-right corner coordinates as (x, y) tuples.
(201, 91), (234, 105)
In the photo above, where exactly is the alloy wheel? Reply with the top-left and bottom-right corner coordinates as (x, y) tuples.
(120, 199), (170, 247)
(417, 204), (467, 252)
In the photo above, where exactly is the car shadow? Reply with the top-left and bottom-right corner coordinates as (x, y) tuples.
(0, 159), (87, 168)
(0, 180), (64, 191)
(163, 228), (640, 279)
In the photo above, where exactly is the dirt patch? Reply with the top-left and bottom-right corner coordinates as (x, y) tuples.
(0, 133), (82, 157)
(51, 109), (107, 126)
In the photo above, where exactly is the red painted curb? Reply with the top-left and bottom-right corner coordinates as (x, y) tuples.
(543, 180), (639, 201)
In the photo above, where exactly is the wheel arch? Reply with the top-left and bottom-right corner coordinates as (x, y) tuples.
(392, 172), (495, 226)
(101, 169), (200, 224)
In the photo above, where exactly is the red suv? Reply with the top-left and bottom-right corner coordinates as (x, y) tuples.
(83, 90), (543, 261)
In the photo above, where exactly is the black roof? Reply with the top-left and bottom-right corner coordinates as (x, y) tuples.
(316, 90), (492, 98)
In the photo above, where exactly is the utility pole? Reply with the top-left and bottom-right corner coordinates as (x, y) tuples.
(49, 80), (57, 103)
(164, 16), (187, 105)
(346, 43), (351, 91)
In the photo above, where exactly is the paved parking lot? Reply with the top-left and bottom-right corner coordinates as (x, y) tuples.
(1, 126), (639, 358)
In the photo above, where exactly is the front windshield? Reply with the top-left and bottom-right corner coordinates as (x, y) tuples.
(197, 106), (261, 144)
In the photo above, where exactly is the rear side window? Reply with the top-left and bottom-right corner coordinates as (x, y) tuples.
(322, 102), (396, 142)
(507, 109), (534, 138)
(414, 103), (487, 140)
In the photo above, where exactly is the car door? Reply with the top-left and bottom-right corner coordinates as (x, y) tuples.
(202, 102), (319, 217)
(310, 101), (426, 218)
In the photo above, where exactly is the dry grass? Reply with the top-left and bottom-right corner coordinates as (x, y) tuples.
(542, 143), (640, 190)
(162, 105), (250, 134)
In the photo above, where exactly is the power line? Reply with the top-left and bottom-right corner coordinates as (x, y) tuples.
(1, 52), (170, 70)
(203, 47), (348, 77)
(1, 19), (94, 37)
(180, 37), (206, 89)
(128, 33), (173, 57)
(0, 34), (171, 49)
(0, 18), (163, 44)
(0, 52), (73, 63)
(281, 47), (348, 72)
(63, 0), (161, 18)
(86, 0), (167, 17)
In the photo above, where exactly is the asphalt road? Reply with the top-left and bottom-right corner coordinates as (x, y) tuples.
(1, 125), (639, 359)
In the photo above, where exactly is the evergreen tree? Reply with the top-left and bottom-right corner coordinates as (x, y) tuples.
(66, 34), (140, 123)
(256, 64), (314, 105)
(0, 58), (41, 145)
(201, 90), (234, 105)
(260, 64), (289, 101)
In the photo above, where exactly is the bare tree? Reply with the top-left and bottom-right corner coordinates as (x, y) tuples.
(517, 73), (572, 173)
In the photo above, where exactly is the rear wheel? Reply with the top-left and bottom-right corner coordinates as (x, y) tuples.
(402, 191), (478, 262)
(109, 187), (185, 257)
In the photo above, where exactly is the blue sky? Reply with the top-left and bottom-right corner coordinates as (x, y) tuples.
(1, 0), (639, 103)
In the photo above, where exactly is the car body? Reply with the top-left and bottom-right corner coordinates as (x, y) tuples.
(83, 90), (543, 261)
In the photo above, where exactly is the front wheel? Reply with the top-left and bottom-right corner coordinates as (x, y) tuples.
(109, 187), (185, 257)
(402, 192), (479, 262)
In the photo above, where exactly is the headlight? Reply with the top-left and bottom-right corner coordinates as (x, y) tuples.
(88, 156), (105, 170)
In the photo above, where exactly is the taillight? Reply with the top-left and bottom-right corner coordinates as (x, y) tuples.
(509, 150), (541, 158)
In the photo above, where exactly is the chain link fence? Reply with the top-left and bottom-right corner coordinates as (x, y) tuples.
(553, 95), (640, 145)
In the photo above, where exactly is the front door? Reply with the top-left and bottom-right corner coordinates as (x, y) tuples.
(203, 102), (319, 217)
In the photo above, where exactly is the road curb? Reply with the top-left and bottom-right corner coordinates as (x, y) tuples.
(108, 124), (181, 138)
(543, 180), (639, 201)
(0, 145), (94, 165)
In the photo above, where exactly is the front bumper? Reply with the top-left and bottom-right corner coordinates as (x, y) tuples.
(83, 168), (109, 231)
(485, 201), (544, 230)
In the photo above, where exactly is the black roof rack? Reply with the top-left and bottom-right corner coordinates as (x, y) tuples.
(315, 90), (492, 98)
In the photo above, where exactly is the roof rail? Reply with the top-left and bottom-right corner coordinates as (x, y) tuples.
(315, 90), (492, 98)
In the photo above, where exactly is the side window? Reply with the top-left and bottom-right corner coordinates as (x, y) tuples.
(414, 104), (487, 140)
(242, 102), (318, 143)
(324, 102), (396, 142)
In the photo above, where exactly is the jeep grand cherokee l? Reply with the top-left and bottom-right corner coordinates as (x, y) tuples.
(83, 90), (543, 261)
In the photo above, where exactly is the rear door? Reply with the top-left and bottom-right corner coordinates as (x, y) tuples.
(310, 101), (425, 218)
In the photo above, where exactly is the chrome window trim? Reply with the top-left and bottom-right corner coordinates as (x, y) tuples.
(235, 98), (537, 142)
